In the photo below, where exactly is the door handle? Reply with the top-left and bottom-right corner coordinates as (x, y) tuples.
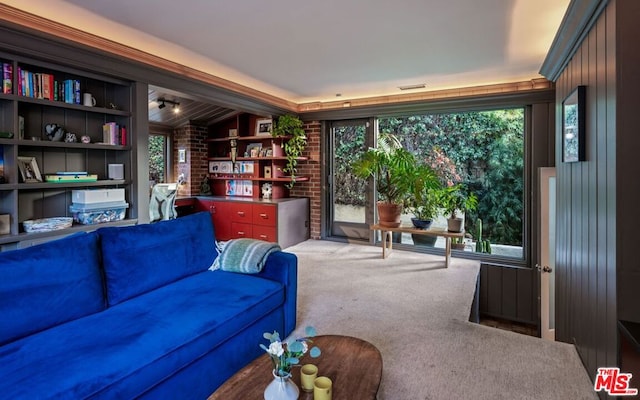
(536, 264), (553, 273)
(237, 211), (245, 216)
(259, 213), (268, 219)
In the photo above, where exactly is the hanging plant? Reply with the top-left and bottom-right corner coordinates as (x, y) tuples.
(271, 114), (307, 188)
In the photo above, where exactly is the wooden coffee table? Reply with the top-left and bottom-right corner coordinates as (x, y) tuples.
(208, 335), (383, 400)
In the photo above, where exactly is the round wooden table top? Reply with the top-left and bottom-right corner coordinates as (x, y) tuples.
(208, 334), (383, 400)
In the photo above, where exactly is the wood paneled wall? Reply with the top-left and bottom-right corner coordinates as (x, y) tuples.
(555, 0), (640, 379)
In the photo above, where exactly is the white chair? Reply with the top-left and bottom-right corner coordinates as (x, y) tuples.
(149, 183), (178, 222)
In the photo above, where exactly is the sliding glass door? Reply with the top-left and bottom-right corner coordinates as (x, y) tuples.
(327, 119), (374, 240)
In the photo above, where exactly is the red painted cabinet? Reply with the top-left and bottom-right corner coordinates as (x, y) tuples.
(196, 197), (309, 248)
(196, 199), (232, 240)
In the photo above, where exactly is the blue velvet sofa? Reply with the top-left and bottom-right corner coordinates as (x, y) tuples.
(0, 211), (297, 399)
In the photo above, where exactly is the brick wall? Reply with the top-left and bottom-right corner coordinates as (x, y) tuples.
(173, 124), (208, 197)
(290, 121), (322, 239)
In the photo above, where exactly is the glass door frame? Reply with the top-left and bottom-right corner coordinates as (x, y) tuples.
(324, 118), (377, 241)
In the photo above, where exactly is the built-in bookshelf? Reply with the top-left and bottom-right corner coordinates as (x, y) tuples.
(0, 51), (137, 250)
(206, 113), (308, 199)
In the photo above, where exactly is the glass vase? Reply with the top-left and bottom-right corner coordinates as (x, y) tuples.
(264, 369), (299, 400)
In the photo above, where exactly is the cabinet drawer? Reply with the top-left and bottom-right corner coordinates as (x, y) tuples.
(253, 226), (278, 243)
(253, 204), (277, 226)
(231, 222), (253, 238)
(230, 203), (253, 223)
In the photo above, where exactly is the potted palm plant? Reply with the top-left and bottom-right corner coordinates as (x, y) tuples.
(440, 184), (478, 232)
(351, 133), (415, 227)
(271, 114), (307, 188)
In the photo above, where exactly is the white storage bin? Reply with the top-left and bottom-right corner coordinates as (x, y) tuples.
(72, 189), (125, 204)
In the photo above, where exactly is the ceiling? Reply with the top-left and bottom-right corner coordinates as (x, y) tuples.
(1, 0), (570, 126)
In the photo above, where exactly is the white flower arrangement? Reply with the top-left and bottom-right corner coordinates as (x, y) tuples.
(260, 326), (321, 377)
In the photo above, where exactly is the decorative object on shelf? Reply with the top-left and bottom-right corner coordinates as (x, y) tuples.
(17, 156), (42, 183)
(18, 115), (24, 139)
(247, 143), (262, 158)
(45, 123), (65, 142)
(256, 118), (273, 136)
(22, 217), (73, 233)
(230, 138), (238, 163)
(229, 128), (238, 137)
(0, 214), (10, 235)
(64, 132), (77, 143)
(108, 164), (124, 180)
(0, 131), (13, 138)
(562, 85), (586, 163)
(262, 182), (273, 199)
(82, 92), (96, 107)
(260, 326), (320, 400)
(271, 114), (307, 188)
(81, 135), (91, 143)
(200, 176), (212, 195)
(264, 166), (272, 179)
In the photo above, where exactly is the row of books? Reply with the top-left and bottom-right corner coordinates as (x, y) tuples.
(18, 67), (81, 103)
(102, 122), (127, 146)
(1, 63), (83, 103)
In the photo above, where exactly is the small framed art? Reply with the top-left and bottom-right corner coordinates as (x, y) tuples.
(17, 156), (43, 183)
(562, 85), (586, 162)
(255, 118), (272, 136)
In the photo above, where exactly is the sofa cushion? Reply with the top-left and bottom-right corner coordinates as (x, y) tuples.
(97, 212), (218, 306)
(0, 232), (104, 346)
(0, 270), (284, 399)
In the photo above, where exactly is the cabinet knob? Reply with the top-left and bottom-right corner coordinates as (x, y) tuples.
(259, 234), (268, 239)
(259, 213), (268, 219)
(237, 231), (245, 236)
(237, 211), (245, 216)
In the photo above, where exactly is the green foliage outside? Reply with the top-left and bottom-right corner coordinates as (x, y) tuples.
(148, 134), (166, 183)
(334, 109), (524, 246)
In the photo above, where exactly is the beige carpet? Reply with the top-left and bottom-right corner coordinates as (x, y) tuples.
(286, 240), (597, 400)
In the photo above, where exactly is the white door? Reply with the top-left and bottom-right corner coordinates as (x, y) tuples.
(538, 167), (556, 341)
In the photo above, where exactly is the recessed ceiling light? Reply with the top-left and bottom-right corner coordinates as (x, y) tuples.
(398, 83), (426, 91)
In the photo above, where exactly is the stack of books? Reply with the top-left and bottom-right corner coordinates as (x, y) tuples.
(102, 122), (127, 145)
(45, 171), (98, 183)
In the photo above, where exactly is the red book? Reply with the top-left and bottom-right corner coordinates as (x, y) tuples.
(120, 126), (127, 146)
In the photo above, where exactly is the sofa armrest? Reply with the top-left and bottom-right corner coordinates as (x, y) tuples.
(256, 251), (297, 337)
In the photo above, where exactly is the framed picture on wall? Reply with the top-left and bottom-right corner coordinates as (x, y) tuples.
(562, 85), (586, 162)
(255, 118), (272, 136)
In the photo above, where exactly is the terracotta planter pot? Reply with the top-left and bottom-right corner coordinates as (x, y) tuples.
(377, 202), (403, 228)
(452, 242), (466, 250)
(447, 217), (463, 232)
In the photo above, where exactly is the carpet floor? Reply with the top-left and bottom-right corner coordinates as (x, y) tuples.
(286, 240), (597, 400)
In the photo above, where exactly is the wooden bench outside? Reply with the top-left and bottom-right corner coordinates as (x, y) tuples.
(370, 224), (465, 268)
